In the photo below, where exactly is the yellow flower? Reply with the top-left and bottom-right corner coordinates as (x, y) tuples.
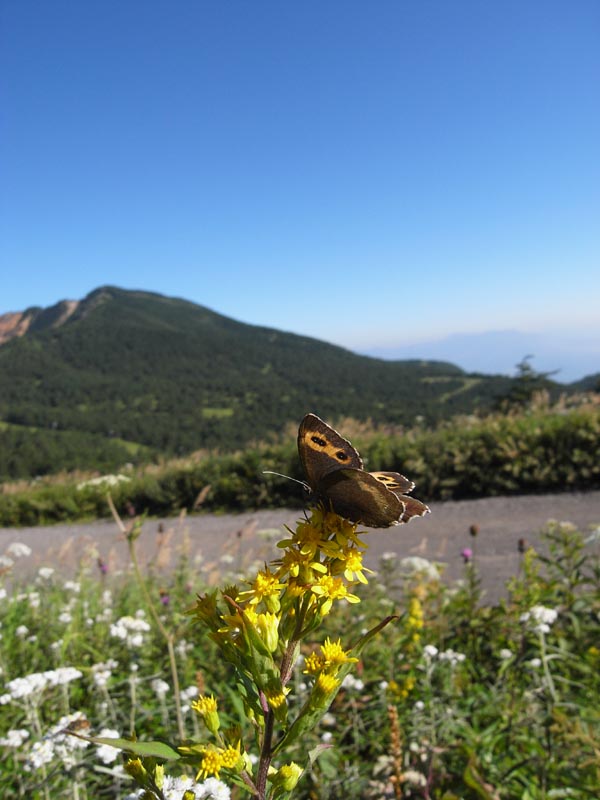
(191, 694), (220, 734)
(311, 574), (360, 615)
(237, 567), (285, 612)
(312, 672), (341, 704)
(221, 743), (242, 771)
(264, 687), (287, 710)
(320, 637), (358, 667)
(406, 597), (424, 630)
(195, 747), (224, 780)
(303, 652), (325, 674)
(291, 520), (327, 557)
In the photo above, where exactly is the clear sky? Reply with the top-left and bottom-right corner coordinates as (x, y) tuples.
(1, 1), (599, 374)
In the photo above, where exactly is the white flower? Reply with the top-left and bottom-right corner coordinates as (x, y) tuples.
(64, 580), (81, 594)
(199, 777), (231, 800)
(16, 625), (29, 638)
(110, 615), (151, 648)
(76, 474), (130, 490)
(399, 556), (441, 580)
(381, 551), (398, 562)
(28, 591), (41, 609)
(91, 659), (118, 688)
(7, 542), (32, 559)
(59, 612), (73, 624)
(321, 731), (333, 743)
(499, 648), (513, 660)
(0, 587), (6, 601)
(95, 728), (121, 764)
(180, 685), (199, 703)
(38, 567), (55, 580)
(403, 769), (427, 787)
(423, 644), (438, 659)
(0, 556), (14, 569)
(438, 649), (466, 666)
(151, 678), (170, 699)
(0, 728), (30, 747)
(26, 739), (55, 770)
(341, 674), (364, 692)
(414, 700), (425, 712)
(521, 605), (558, 635)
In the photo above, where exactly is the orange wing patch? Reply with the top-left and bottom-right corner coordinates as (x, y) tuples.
(301, 431), (353, 464)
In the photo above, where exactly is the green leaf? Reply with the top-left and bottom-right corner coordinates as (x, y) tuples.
(70, 733), (180, 761)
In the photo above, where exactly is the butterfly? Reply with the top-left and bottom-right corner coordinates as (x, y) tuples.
(297, 413), (429, 528)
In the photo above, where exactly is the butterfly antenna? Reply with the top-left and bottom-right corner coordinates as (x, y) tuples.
(262, 471), (310, 492)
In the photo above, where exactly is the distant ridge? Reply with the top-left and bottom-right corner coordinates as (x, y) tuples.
(0, 285), (592, 479)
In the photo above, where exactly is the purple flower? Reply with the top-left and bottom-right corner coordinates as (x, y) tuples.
(460, 547), (473, 563)
(97, 558), (108, 575)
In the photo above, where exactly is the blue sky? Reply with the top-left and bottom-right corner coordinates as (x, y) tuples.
(1, 1), (599, 379)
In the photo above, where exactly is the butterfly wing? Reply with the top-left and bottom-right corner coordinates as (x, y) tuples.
(318, 468), (406, 528)
(298, 413), (363, 490)
(369, 471), (415, 494)
(370, 471), (429, 522)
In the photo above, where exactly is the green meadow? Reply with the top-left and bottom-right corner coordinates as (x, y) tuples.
(1, 395), (599, 798)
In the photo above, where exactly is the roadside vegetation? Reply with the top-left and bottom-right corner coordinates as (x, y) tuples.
(1, 512), (598, 798)
(1, 393), (598, 527)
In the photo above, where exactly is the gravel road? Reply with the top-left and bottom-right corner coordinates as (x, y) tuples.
(2, 492), (599, 603)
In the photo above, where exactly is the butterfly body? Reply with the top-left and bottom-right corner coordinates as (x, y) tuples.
(297, 413), (429, 528)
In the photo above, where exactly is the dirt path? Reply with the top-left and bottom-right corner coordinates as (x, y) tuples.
(2, 492), (599, 603)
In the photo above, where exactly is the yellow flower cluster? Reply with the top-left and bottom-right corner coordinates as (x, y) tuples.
(406, 597), (424, 643)
(178, 741), (242, 781)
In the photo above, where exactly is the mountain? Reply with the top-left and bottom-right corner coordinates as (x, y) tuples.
(0, 286), (579, 479)
(364, 329), (600, 384)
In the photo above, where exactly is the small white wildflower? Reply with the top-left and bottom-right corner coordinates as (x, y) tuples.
(341, 674), (364, 692)
(438, 649), (466, 666)
(28, 591), (41, 609)
(528, 658), (542, 668)
(521, 605), (558, 635)
(381, 551), (398, 562)
(26, 739), (55, 770)
(0, 587), (7, 600)
(63, 580), (81, 594)
(7, 542), (32, 559)
(321, 712), (336, 727)
(180, 685), (199, 703)
(423, 644), (438, 659)
(0, 728), (30, 747)
(199, 777), (231, 800)
(499, 648), (513, 660)
(220, 554), (235, 565)
(321, 731), (333, 743)
(0, 556), (14, 569)
(95, 728), (121, 764)
(16, 625), (29, 638)
(58, 612), (73, 625)
(110, 615), (151, 648)
(403, 769), (427, 787)
(151, 678), (170, 699)
(399, 556), (441, 580)
(38, 567), (55, 580)
(414, 700), (425, 712)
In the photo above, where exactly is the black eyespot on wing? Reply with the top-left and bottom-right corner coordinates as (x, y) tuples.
(311, 435), (327, 448)
(335, 450), (349, 461)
